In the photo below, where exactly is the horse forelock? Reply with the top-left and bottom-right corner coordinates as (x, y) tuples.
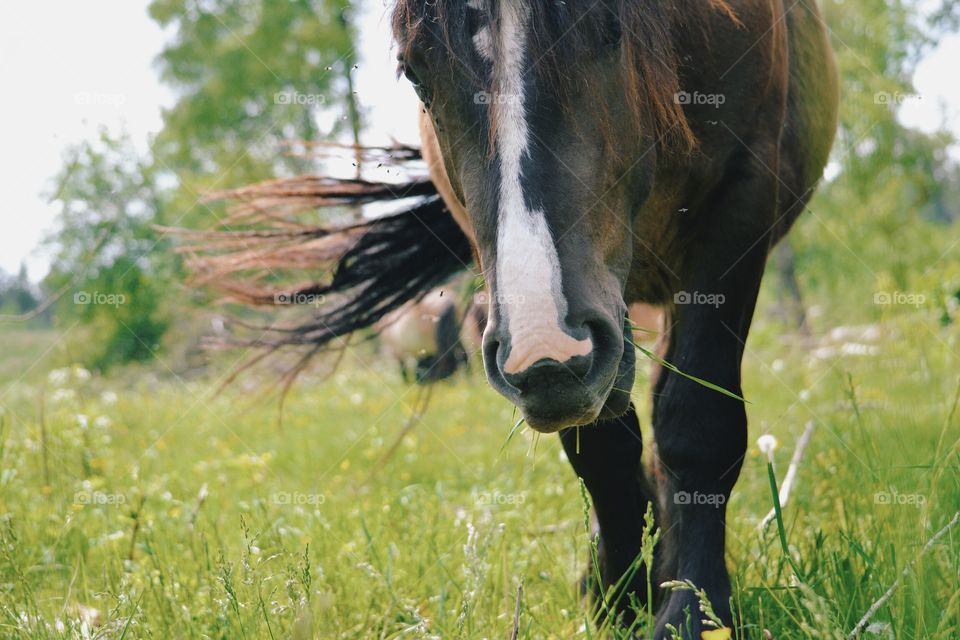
(392, 0), (740, 156)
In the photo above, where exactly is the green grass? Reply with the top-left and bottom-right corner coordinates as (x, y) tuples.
(0, 306), (958, 639)
(0, 326), (68, 387)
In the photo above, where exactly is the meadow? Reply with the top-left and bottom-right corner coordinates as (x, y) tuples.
(2, 0), (959, 634)
(0, 290), (958, 639)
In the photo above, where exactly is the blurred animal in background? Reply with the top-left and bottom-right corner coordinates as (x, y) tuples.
(376, 287), (468, 384)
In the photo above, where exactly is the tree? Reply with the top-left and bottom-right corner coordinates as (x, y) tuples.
(39, 1), (365, 368)
(147, 0), (360, 191)
(43, 130), (171, 369)
(0, 264), (41, 319)
(790, 0), (960, 317)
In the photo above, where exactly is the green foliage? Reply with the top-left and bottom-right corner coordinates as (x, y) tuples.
(0, 307), (958, 638)
(40, 1), (362, 370)
(793, 0), (960, 324)
(0, 264), (41, 319)
(43, 130), (174, 371)
(78, 257), (170, 370)
(148, 0), (359, 187)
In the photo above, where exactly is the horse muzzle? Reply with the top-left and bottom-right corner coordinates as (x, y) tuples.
(482, 313), (635, 432)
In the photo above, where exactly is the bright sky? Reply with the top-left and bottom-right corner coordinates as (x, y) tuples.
(0, 1), (957, 281)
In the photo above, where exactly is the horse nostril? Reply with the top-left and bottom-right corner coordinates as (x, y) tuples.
(482, 331), (502, 373)
(479, 312), (628, 432)
(483, 312), (626, 399)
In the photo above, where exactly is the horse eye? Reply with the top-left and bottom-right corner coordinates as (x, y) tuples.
(400, 63), (419, 85)
(399, 62), (432, 106)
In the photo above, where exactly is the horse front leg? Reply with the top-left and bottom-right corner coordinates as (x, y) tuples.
(651, 326), (750, 639)
(560, 403), (659, 629)
(651, 175), (773, 639)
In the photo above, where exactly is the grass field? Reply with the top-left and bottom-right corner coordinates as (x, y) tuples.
(0, 300), (958, 639)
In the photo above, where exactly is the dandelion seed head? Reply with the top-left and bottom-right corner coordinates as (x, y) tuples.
(757, 434), (778, 457)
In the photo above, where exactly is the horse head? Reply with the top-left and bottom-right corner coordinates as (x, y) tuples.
(392, 0), (686, 431)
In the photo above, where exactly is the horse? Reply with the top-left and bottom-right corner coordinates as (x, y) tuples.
(183, 0), (838, 635)
(390, 0), (838, 635)
(376, 286), (471, 384)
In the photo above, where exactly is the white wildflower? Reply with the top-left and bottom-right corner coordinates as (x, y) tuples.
(48, 368), (70, 386)
(865, 622), (894, 639)
(757, 434), (778, 461)
(77, 604), (101, 628)
(51, 388), (76, 403)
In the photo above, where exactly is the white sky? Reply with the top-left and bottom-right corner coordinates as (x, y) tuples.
(0, 1), (956, 281)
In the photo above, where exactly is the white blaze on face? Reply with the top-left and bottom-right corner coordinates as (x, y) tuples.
(491, 0), (592, 376)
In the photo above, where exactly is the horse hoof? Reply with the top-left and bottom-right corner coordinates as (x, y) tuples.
(653, 590), (732, 640)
